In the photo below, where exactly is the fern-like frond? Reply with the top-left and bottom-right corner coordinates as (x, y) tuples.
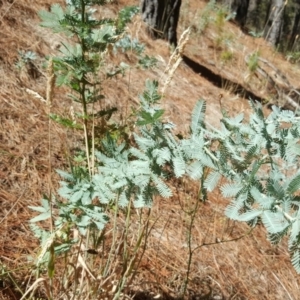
(204, 170), (221, 192)
(223, 113), (244, 128)
(92, 174), (115, 204)
(289, 217), (300, 246)
(236, 209), (262, 222)
(110, 178), (128, 190)
(225, 194), (247, 220)
(172, 155), (186, 178)
(261, 211), (289, 234)
(199, 153), (216, 169)
(80, 206), (108, 230)
(266, 177), (285, 200)
(291, 248), (300, 274)
(133, 133), (155, 151)
(221, 182), (244, 198)
(140, 80), (161, 105)
(190, 100), (206, 134)
(129, 146), (149, 161)
(244, 145), (258, 163)
(118, 190), (129, 207)
(150, 174), (172, 198)
(186, 161), (204, 180)
(131, 174), (151, 189)
(250, 186), (274, 210)
(128, 160), (151, 176)
(181, 135), (205, 159)
(152, 147), (171, 166)
(134, 193), (146, 208)
(285, 139), (300, 165)
(267, 232), (286, 245)
(286, 173), (300, 195)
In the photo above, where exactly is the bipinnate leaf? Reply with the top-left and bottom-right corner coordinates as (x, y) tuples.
(190, 100), (206, 134)
(225, 194), (247, 220)
(225, 200), (243, 220)
(132, 174), (150, 189)
(172, 156), (186, 178)
(151, 174), (172, 198)
(224, 113), (244, 128)
(235, 209), (262, 222)
(221, 183), (243, 198)
(153, 147), (171, 166)
(133, 133), (155, 151)
(186, 161), (203, 180)
(291, 249), (300, 274)
(261, 211), (289, 235)
(129, 147), (148, 161)
(287, 173), (300, 194)
(289, 217), (300, 246)
(119, 190), (129, 207)
(250, 186), (274, 209)
(199, 153), (215, 169)
(134, 194), (146, 208)
(204, 171), (221, 192)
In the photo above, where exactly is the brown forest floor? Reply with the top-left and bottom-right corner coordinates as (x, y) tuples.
(1, 0), (300, 299)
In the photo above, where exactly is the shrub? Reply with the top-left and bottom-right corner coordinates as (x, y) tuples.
(27, 0), (300, 299)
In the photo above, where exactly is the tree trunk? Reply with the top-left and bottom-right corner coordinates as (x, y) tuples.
(244, 0), (257, 27)
(264, 0), (285, 45)
(220, 0), (250, 28)
(140, 0), (182, 46)
(288, 3), (300, 51)
(234, 0), (250, 27)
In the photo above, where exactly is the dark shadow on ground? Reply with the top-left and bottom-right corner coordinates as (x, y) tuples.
(131, 289), (221, 300)
(132, 291), (175, 300)
(182, 55), (263, 102)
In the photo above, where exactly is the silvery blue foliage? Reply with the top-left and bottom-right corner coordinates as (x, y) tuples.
(210, 102), (300, 273)
(30, 78), (300, 273)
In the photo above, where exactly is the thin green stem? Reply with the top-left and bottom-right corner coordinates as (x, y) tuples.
(76, 0), (91, 176)
(180, 197), (200, 299)
(103, 194), (120, 277)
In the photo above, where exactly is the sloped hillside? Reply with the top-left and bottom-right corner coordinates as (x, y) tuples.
(1, 0), (300, 299)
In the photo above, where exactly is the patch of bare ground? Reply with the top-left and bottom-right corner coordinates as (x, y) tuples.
(0, 0), (300, 299)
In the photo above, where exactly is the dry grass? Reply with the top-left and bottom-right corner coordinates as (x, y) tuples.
(1, 0), (300, 299)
